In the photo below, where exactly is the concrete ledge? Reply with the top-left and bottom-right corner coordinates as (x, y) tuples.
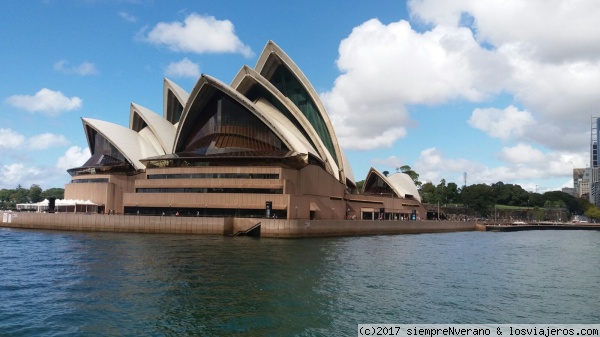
(260, 219), (476, 238)
(2, 212), (233, 235)
(1, 212), (476, 237)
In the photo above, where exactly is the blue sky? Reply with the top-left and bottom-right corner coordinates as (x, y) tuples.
(1, 0), (599, 192)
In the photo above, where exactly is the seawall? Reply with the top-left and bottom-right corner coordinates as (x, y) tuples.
(1, 212), (476, 238)
(2, 212), (232, 235)
(484, 224), (600, 232)
(260, 218), (476, 237)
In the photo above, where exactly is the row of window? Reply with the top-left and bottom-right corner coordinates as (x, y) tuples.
(123, 206), (286, 219)
(147, 173), (279, 180)
(136, 188), (283, 194)
(70, 178), (109, 184)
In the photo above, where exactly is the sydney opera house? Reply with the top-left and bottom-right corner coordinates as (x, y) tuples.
(65, 41), (425, 221)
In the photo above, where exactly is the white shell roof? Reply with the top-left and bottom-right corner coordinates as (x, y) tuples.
(341, 149), (355, 186)
(254, 98), (319, 158)
(386, 171), (422, 203)
(82, 118), (161, 170)
(175, 75), (303, 155)
(231, 65), (340, 179)
(163, 78), (189, 119)
(74, 41), (364, 191)
(254, 40), (345, 183)
(367, 167), (421, 203)
(130, 103), (176, 153)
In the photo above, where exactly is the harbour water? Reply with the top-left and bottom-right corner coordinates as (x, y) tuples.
(1, 228), (599, 336)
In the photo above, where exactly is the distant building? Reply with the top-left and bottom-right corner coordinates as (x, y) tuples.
(64, 41), (426, 220)
(561, 187), (575, 197)
(573, 168), (586, 197)
(581, 168), (591, 201)
(588, 117), (600, 205)
(592, 117), (600, 168)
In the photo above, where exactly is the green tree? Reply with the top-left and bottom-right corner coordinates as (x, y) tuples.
(0, 189), (11, 203)
(435, 179), (447, 203)
(542, 191), (581, 214)
(42, 188), (65, 200)
(10, 185), (28, 204)
(461, 183), (495, 217)
(492, 182), (529, 206)
(0, 188), (12, 209)
(584, 206), (600, 221)
(420, 181), (436, 203)
(28, 184), (43, 203)
(445, 182), (460, 203)
(528, 192), (545, 207)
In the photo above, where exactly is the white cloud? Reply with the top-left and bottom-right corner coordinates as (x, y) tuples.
(412, 147), (587, 187)
(0, 129), (70, 152)
(409, 0), (600, 63)
(118, 11), (137, 23)
(414, 147), (476, 183)
(143, 13), (253, 57)
(324, 2), (600, 155)
(54, 60), (99, 76)
(322, 18), (506, 150)
(28, 133), (69, 150)
(497, 144), (547, 164)
(0, 128), (25, 149)
(370, 155), (406, 170)
(468, 105), (535, 141)
(165, 58), (200, 78)
(0, 162), (72, 190)
(56, 146), (90, 171)
(0, 163), (43, 189)
(6, 88), (82, 117)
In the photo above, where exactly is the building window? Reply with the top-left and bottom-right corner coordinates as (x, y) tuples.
(147, 173), (279, 180)
(136, 187), (283, 194)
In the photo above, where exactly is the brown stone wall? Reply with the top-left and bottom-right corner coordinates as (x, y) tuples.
(260, 219), (476, 238)
(65, 174), (142, 213)
(1, 213), (475, 237)
(3, 212), (232, 235)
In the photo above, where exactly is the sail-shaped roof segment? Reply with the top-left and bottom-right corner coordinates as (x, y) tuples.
(341, 150), (356, 188)
(82, 118), (160, 170)
(254, 41), (346, 183)
(387, 172), (421, 202)
(253, 98), (319, 158)
(163, 78), (189, 125)
(129, 103), (176, 154)
(231, 65), (340, 179)
(363, 167), (421, 202)
(174, 74), (316, 160)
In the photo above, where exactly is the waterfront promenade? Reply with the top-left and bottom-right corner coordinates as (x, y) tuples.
(484, 223), (600, 232)
(1, 212), (475, 238)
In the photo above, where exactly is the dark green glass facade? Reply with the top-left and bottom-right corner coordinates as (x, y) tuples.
(267, 64), (339, 165)
(244, 84), (319, 153)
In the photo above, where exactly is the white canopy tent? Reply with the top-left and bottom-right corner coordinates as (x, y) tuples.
(16, 199), (101, 213)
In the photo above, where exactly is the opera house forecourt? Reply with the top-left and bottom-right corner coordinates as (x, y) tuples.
(4, 41), (476, 237)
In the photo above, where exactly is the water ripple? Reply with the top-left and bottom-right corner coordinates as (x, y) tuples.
(1, 229), (599, 336)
